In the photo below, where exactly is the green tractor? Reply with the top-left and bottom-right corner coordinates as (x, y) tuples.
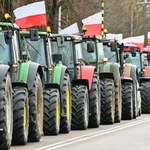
(20, 30), (71, 135)
(103, 39), (141, 119)
(50, 34), (100, 129)
(82, 36), (122, 124)
(0, 22), (43, 145)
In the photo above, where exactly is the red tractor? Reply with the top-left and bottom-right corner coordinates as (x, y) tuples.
(50, 34), (101, 129)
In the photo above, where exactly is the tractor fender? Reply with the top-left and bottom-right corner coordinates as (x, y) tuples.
(12, 82), (28, 88)
(0, 64), (10, 87)
(110, 63), (120, 84)
(51, 64), (68, 89)
(139, 77), (150, 85)
(99, 72), (114, 80)
(78, 65), (95, 90)
(27, 62), (43, 91)
(71, 79), (89, 89)
(121, 77), (133, 84)
(130, 65), (137, 85)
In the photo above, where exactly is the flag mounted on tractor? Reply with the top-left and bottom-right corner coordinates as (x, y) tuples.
(82, 12), (102, 36)
(13, 1), (47, 28)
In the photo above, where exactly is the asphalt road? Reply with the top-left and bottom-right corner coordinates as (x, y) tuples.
(11, 114), (150, 150)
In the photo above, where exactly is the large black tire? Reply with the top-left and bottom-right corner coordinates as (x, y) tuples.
(110, 63), (122, 123)
(0, 74), (13, 150)
(88, 73), (100, 128)
(28, 73), (43, 142)
(100, 79), (115, 124)
(43, 88), (60, 135)
(133, 82), (138, 119)
(114, 79), (122, 123)
(71, 85), (89, 130)
(12, 87), (29, 145)
(141, 81), (150, 113)
(60, 73), (71, 133)
(122, 82), (133, 120)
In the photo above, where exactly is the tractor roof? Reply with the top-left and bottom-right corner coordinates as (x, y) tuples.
(51, 34), (82, 41)
(0, 22), (19, 30)
(142, 47), (150, 53)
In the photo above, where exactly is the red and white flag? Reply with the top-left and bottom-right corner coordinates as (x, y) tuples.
(13, 1), (47, 28)
(106, 33), (123, 42)
(121, 35), (145, 49)
(60, 23), (79, 34)
(82, 12), (102, 36)
(147, 32), (150, 45)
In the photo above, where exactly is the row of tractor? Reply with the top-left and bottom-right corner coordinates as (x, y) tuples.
(0, 19), (149, 149)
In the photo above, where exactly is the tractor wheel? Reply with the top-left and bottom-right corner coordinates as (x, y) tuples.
(141, 81), (150, 113)
(60, 73), (71, 133)
(0, 74), (12, 150)
(12, 86), (29, 145)
(43, 88), (60, 135)
(122, 82), (133, 120)
(28, 73), (43, 142)
(114, 79), (122, 123)
(88, 73), (100, 128)
(71, 85), (89, 130)
(133, 82), (138, 119)
(100, 79), (115, 124)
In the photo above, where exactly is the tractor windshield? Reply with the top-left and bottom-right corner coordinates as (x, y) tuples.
(21, 37), (46, 66)
(51, 40), (74, 68)
(103, 44), (117, 62)
(0, 32), (11, 64)
(124, 51), (141, 72)
(82, 41), (96, 64)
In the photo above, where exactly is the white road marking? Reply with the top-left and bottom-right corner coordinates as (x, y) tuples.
(36, 118), (150, 150)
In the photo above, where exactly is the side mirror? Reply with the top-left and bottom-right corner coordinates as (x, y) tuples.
(123, 54), (129, 60)
(57, 36), (64, 47)
(110, 42), (117, 51)
(147, 53), (150, 62)
(4, 30), (12, 43)
(131, 48), (136, 57)
(52, 53), (62, 63)
(87, 42), (94, 53)
(30, 28), (39, 41)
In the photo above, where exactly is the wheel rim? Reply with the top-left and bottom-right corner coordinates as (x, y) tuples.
(56, 99), (60, 129)
(66, 85), (70, 121)
(37, 84), (42, 128)
(6, 88), (11, 135)
(24, 103), (27, 130)
(84, 90), (88, 126)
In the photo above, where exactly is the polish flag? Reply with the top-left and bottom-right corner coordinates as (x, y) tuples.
(13, 1), (47, 28)
(147, 32), (150, 45)
(106, 33), (123, 42)
(82, 12), (102, 36)
(60, 23), (79, 34)
(121, 35), (145, 49)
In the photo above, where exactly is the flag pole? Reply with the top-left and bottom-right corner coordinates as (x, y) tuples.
(58, 0), (61, 33)
(101, 0), (104, 38)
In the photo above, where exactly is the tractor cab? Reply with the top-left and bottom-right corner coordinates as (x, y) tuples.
(51, 34), (85, 81)
(123, 45), (142, 76)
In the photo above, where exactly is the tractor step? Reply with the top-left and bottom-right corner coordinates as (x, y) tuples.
(0, 128), (3, 131)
